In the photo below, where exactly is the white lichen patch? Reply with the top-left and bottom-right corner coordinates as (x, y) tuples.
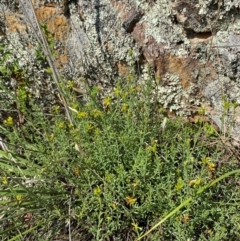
(154, 72), (193, 115)
(198, 0), (239, 17)
(66, 0), (138, 84)
(1, 28), (57, 105)
(143, 0), (189, 51)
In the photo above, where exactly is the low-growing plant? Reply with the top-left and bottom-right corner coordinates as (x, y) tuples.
(1, 63), (240, 240)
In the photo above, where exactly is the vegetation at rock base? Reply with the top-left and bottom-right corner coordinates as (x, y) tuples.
(1, 10), (240, 241)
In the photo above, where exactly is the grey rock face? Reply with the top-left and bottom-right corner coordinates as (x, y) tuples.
(1, 0), (240, 144)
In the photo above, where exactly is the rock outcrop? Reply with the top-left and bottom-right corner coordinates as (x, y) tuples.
(1, 0), (240, 145)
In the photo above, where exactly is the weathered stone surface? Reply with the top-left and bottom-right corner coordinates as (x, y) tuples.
(1, 0), (240, 145)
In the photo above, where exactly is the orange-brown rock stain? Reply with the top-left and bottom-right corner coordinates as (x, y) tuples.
(35, 7), (70, 42)
(5, 14), (27, 33)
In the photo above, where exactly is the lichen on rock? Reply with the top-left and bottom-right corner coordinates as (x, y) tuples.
(1, 0), (240, 145)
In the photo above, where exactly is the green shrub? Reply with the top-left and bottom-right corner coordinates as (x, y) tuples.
(1, 67), (240, 240)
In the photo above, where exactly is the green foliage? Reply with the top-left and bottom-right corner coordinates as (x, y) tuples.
(0, 38), (240, 241)
(0, 43), (25, 80)
(222, 95), (238, 114)
(35, 23), (56, 66)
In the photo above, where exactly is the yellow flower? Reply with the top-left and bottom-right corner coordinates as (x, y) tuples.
(49, 134), (54, 141)
(3, 116), (13, 126)
(175, 177), (184, 191)
(77, 111), (87, 119)
(132, 222), (142, 232)
(58, 122), (65, 128)
(199, 157), (216, 171)
(198, 106), (206, 115)
(125, 196), (137, 206)
(146, 140), (157, 153)
(73, 167), (80, 177)
(184, 156), (195, 165)
(66, 80), (74, 89)
(53, 105), (60, 113)
(2, 177), (8, 185)
(86, 123), (93, 131)
(189, 178), (202, 187)
(111, 202), (117, 209)
(132, 180), (139, 188)
(16, 194), (22, 202)
(113, 88), (121, 97)
(181, 214), (190, 223)
(93, 186), (101, 196)
(121, 103), (128, 112)
(129, 85), (135, 93)
(150, 140), (157, 153)
(103, 97), (111, 107)
(105, 173), (114, 182)
(92, 109), (103, 118)
(200, 156), (211, 165)
(207, 163), (216, 172)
